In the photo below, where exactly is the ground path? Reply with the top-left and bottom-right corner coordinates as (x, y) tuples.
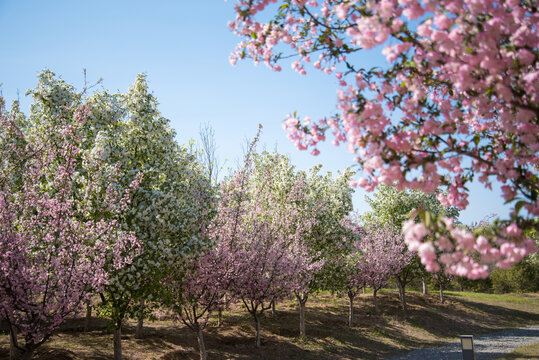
(388, 325), (539, 359)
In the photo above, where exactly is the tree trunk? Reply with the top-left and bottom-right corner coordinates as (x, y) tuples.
(271, 300), (275, 317)
(296, 294), (307, 337)
(363, 287), (366, 295)
(373, 289), (380, 314)
(299, 302), (306, 337)
(114, 320), (122, 360)
(84, 303), (92, 332)
(422, 277), (428, 295)
(397, 281), (407, 312)
(440, 284), (445, 304)
(21, 347), (34, 360)
(348, 292), (354, 327)
(401, 286), (407, 312)
(217, 307), (222, 327)
(135, 299), (144, 339)
(196, 327), (208, 360)
(254, 315), (261, 348)
(9, 324), (22, 360)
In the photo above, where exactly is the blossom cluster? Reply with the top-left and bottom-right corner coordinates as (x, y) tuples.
(229, 0), (539, 277)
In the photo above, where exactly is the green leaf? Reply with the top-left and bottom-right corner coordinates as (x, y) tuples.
(514, 200), (527, 214)
(473, 134), (480, 146)
(424, 211), (432, 227)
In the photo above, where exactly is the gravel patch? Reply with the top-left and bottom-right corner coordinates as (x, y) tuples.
(388, 325), (539, 359)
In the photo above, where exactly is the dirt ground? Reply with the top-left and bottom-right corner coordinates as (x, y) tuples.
(1, 290), (538, 359)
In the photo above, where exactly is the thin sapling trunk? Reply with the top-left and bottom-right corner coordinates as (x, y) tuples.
(135, 299), (144, 339)
(396, 279), (407, 312)
(197, 327), (208, 360)
(9, 324), (22, 360)
(84, 303), (92, 332)
(373, 289), (380, 315)
(347, 290), (355, 327)
(113, 319), (122, 360)
(21, 347), (35, 360)
(242, 299), (272, 348)
(295, 293), (308, 337)
(255, 314), (261, 349)
(440, 284), (445, 304)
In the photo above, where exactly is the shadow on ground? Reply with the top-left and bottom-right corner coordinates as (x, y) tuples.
(1, 291), (538, 359)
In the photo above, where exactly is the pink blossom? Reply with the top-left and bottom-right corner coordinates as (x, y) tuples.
(229, 0), (539, 279)
(506, 223), (521, 237)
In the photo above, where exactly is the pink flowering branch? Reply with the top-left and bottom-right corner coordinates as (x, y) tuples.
(229, 0), (539, 277)
(403, 214), (537, 279)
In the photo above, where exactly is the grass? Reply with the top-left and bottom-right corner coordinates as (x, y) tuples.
(1, 290), (538, 359)
(498, 341), (539, 359)
(445, 291), (539, 306)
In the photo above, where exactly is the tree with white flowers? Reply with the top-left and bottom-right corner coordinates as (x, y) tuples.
(86, 74), (214, 360)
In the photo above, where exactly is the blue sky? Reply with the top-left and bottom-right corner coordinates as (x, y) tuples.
(0, 0), (508, 224)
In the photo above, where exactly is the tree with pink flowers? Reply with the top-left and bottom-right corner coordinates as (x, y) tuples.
(164, 131), (319, 354)
(165, 247), (228, 360)
(230, 222), (312, 348)
(362, 184), (459, 311)
(222, 148), (324, 348)
(356, 225), (412, 314)
(247, 151), (354, 338)
(0, 97), (140, 360)
(228, 0), (538, 278)
(154, 195), (218, 360)
(339, 225), (364, 327)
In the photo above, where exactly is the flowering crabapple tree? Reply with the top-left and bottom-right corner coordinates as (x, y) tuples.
(0, 97), (140, 360)
(165, 128), (275, 355)
(247, 152), (333, 337)
(247, 151), (355, 337)
(165, 246), (228, 360)
(229, 0), (539, 278)
(291, 165), (355, 337)
(24, 71), (213, 360)
(214, 144), (322, 347)
(230, 221), (311, 348)
(337, 222), (364, 327)
(362, 184), (459, 310)
(356, 225), (412, 314)
(431, 269), (453, 304)
(157, 133), (231, 360)
(85, 74), (213, 360)
(161, 157), (223, 360)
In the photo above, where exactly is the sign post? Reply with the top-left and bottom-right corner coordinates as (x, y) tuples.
(460, 335), (476, 360)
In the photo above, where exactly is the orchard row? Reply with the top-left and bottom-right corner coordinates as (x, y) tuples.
(0, 73), (460, 360)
